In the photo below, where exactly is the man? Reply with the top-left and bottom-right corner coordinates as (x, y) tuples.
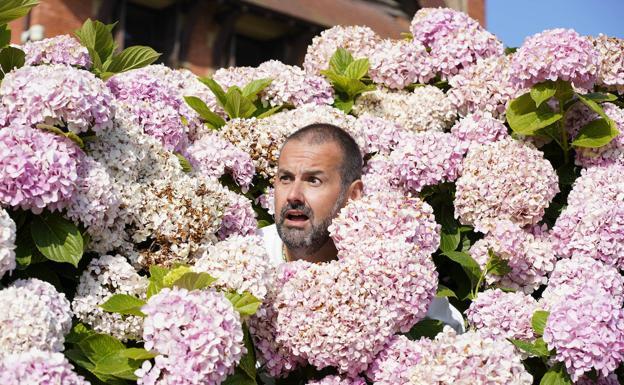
(260, 123), (464, 332)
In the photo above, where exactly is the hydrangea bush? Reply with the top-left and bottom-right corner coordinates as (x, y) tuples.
(1, 3), (624, 385)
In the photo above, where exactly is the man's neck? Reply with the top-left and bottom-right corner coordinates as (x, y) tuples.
(285, 239), (338, 264)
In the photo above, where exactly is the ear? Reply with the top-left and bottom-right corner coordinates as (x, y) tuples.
(347, 179), (363, 201)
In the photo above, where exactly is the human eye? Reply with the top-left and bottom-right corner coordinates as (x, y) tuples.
(279, 174), (292, 183)
(308, 176), (322, 186)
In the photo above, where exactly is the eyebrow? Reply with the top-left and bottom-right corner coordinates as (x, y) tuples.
(277, 169), (327, 176)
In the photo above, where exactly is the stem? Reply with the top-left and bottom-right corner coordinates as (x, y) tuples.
(558, 102), (570, 164)
(472, 269), (486, 299)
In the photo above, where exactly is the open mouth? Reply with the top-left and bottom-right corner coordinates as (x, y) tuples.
(285, 210), (310, 223)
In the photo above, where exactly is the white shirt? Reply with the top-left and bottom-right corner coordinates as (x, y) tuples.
(259, 224), (465, 333)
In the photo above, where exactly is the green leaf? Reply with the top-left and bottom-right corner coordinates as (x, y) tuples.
(0, 46), (24, 79)
(30, 213), (84, 267)
(224, 87), (256, 119)
(440, 229), (460, 253)
(509, 338), (550, 357)
(0, 0), (39, 25)
(175, 152), (193, 173)
(106, 46), (160, 73)
(224, 291), (262, 316)
(74, 19), (116, 66)
(238, 325), (257, 380)
(78, 334), (125, 364)
(506, 93), (564, 136)
(241, 78), (272, 100)
(183, 96), (226, 128)
(553, 80), (574, 103)
(0, 25), (11, 48)
(442, 251), (482, 284)
(199, 77), (227, 107)
(532, 310), (549, 336)
(100, 294), (146, 317)
(407, 319), (445, 340)
(577, 93), (610, 121)
(255, 104), (282, 119)
(163, 265), (191, 287)
(321, 70), (350, 91)
(329, 47), (353, 74)
(147, 265), (168, 298)
(65, 131), (85, 149)
(118, 348), (157, 360)
(172, 271), (218, 291)
(64, 348), (96, 371)
(485, 249), (511, 276)
(540, 364), (572, 385)
(222, 367), (258, 385)
(571, 118), (619, 148)
(65, 323), (96, 344)
(530, 81), (557, 107)
(582, 92), (618, 103)
(333, 98), (354, 113)
(344, 58), (369, 80)
(436, 284), (457, 299)
(92, 353), (139, 380)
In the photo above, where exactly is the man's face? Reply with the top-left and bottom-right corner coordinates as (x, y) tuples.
(274, 139), (346, 252)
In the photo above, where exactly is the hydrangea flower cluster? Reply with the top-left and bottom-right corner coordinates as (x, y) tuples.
(388, 131), (467, 193)
(368, 39), (435, 89)
(0, 208), (16, 279)
(303, 25), (381, 74)
(248, 260), (311, 378)
(219, 104), (359, 180)
(365, 335), (426, 385)
(137, 287), (245, 385)
(450, 111), (509, 147)
(275, 250), (437, 376)
(510, 29), (600, 91)
(591, 34), (624, 94)
(306, 375), (366, 385)
(23, 34), (91, 68)
(0, 124), (80, 214)
(65, 156), (121, 232)
(410, 8), (504, 79)
(408, 327), (533, 385)
(217, 193), (257, 241)
(352, 86), (456, 133)
(329, 191), (440, 258)
(565, 102), (624, 168)
(0, 279), (72, 354)
(539, 256), (624, 311)
(354, 114), (410, 155)
(575, 374), (621, 385)
(107, 65), (201, 151)
(455, 139), (559, 232)
(192, 235), (274, 300)
(466, 289), (539, 341)
(543, 293), (624, 381)
(469, 220), (556, 293)
(448, 55), (521, 118)
(550, 164), (624, 268)
(185, 132), (255, 191)
(0, 64), (114, 133)
(0, 350), (89, 385)
(72, 255), (149, 341)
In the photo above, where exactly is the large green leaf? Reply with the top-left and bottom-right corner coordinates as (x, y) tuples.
(485, 249), (511, 276)
(74, 19), (116, 67)
(333, 98), (354, 113)
(0, 25), (11, 48)
(118, 348), (157, 360)
(224, 87), (256, 119)
(509, 338), (550, 357)
(241, 78), (272, 100)
(222, 368), (257, 385)
(435, 284), (457, 299)
(532, 310), (549, 336)
(407, 319), (445, 340)
(184, 96), (226, 128)
(78, 334), (125, 364)
(530, 81), (557, 107)
(146, 265), (169, 298)
(0, 46), (24, 80)
(106, 46), (160, 73)
(30, 213), (84, 267)
(65, 323), (96, 344)
(172, 271), (218, 291)
(344, 58), (369, 80)
(442, 251), (482, 285)
(0, 0), (39, 25)
(92, 353), (139, 381)
(506, 93), (563, 136)
(328, 47), (353, 74)
(540, 364), (572, 385)
(571, 118), (619, 148)
(238, 326), (257, 380)
(100, 294), (146, 317)
(577, 93), (611, 120)
(224, 291), (262, 316)
(199, 77), (228, 107)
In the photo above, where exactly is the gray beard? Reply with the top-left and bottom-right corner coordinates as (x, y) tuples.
(276, 189), (347, 254)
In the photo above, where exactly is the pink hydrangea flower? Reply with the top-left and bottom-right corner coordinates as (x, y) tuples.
(0, 124), (80, 214)
(510, 29), (600, 91)
(0, 64), (114, 133)
(137, 287), (245, 385)
(217, 194), (257, 240)
(365, 335), (426, 385)
(306, 375), (367, 385)
(368, 39), (435, 89)
(591, 34), (624, 94)
(23, 35), (91, 68)
(0, 349), (89, 385)
(450, 111), (509, 146)
(354, 114), (410, 155)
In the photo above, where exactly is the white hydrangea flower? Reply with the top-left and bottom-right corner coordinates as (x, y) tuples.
(0, 208), (16, 279)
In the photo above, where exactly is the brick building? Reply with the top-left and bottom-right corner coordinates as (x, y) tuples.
(9, 0), (485, 75)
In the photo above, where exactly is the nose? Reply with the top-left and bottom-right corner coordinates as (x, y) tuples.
(286, 179), (305, 205)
